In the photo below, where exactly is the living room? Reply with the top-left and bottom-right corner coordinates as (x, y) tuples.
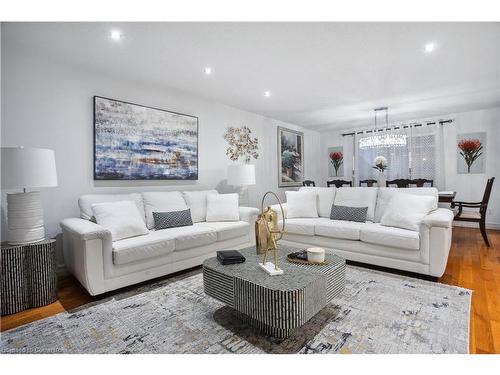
(1, 0), (499, 370)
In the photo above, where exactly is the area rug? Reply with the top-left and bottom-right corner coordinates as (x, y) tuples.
(0, 266), (471, 354)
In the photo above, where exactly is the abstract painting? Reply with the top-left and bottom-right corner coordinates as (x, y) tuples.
(328, 146), (344, 177)
(457, 132), (486, 174)
(278, 127), (304, 187)
(94, 96), (198, 180)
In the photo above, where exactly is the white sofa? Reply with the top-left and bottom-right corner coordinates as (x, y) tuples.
(60, 190), (259, 295)
(271, 187), (454, 278)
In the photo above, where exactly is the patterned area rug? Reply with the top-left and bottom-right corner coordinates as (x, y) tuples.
(0, 266), (471, 354)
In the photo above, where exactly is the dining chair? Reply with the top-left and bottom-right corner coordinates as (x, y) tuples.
(386, 179), (411, 188)
(359, 179), (378, 187)
(327, 180), (353, 188)
(411, 178), (434, 187)
(302, 180), (315, 187)
(451, 177), (495, 247)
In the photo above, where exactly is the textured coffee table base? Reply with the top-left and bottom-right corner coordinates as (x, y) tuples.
(203, 247), (346, 338)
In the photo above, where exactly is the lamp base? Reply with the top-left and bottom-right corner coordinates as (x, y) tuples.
(259, 262), (284, 276)
(235, 186), (249, 206)
(7, 191), (45, 245)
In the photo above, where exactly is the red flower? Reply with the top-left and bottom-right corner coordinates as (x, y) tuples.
(458, 139), (482, 153)
(329, 151), (343, 161)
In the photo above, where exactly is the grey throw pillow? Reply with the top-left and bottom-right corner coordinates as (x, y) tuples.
(330, 205), (368, 222)
(153, 209), (193, 230)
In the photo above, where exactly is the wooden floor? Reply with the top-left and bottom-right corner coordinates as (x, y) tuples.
(1, 226), (499, 353)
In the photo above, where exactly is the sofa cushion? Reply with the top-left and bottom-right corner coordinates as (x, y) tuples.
(285, 190), (318, 218)
(171, 224), (218, 250)
(197, 221), (250, 241)
(299, 187), (336, 218)
(374, 187), (438, 222)
(206, 193), (240, 222)
(142, 192), (188, 229)
(79, 193), (145, 222)
(334, 187), (378, 221)
(315, 220), (365, 240)
(360, 223), (420, 250)
(92, 200), (149, 241)
(182, 190), (218, 222)
(279, 218), (328, 236)
(112, 230), (175, 265)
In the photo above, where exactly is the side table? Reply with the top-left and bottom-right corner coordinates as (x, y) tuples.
(1, 239), (58, 316)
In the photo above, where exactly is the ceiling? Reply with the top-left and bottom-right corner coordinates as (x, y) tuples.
(3, 22), (500, 130)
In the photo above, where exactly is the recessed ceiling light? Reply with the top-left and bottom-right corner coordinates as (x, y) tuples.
(110, 30), (122, 41)
(264, 91), (271, 98)
(424, 42), (436, 53)
(204, 67), (212, 75)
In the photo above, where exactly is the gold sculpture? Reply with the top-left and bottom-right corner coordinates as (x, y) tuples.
(255, 191), (285, 274)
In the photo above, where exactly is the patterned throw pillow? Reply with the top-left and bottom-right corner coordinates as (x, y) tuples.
(330, 205), (368, 222)
(153, 209), (193, 230)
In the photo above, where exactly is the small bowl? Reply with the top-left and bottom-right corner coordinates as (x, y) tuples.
(306, 247), (325, 263)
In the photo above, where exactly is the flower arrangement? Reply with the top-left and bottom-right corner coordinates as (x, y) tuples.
(458, 138), (483, 173)
(329, 151), (344, 176)
(223, 125), (259, 163)
(373, 155), (388, 173)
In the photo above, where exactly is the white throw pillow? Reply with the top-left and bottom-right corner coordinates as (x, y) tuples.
(206, 193), (240, 222)
(374, 187), (438, 222)
(380, 193), (436, 231)
(299, 187), (336, 218)
(142, 191), (188, 229)
(79, 193), (145, 223)
(91, 200), (149, 241)
(285, 190), (318, 218)
(182, 190), (218, 222)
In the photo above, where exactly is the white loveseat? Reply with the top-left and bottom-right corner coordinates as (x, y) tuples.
(60, 190), (259, 295)
(271, 187), (454, 278)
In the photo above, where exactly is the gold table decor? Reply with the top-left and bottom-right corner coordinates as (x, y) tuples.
(286, 252), (329, 266)
(255, 191), (285, 275)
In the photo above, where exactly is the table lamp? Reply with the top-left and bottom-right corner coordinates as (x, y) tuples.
(1, 147), (58, 245)
(227, 164), (256, 206)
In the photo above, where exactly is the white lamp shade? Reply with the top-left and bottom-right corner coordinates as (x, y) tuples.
(227, 164), (256, 186)
(1, 147), (58, 189)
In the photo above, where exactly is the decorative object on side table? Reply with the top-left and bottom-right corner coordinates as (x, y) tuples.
(1, 239), (57, 315)
(1, 147), (58, 245)
(255, 191), (285, 275)
(224, 125), (258, 206)
(373, 155), (388, 188)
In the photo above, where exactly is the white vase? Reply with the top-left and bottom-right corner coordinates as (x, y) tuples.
(377, 173), (386, 188)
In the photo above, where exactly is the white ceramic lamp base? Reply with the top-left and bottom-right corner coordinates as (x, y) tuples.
(7, 191), (45, 245)
(259, 262), (284, 276)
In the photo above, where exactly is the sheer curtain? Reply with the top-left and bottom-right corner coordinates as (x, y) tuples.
(355, 123), (440, 185)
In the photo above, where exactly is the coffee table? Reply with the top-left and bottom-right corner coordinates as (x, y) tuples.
(203, 246), (346, 338)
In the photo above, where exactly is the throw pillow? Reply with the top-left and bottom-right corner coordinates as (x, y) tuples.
(380, 193), (436, 231)
(91, 200), (149, 241)
(153, 209), (193, 230)
(330, 204), (368, 222)
(206, 193), (240, 222)
(181, 190), (218, 222)
(285, 190), (319, 218)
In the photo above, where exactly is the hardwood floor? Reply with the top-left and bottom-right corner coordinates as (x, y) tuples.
(1, 226), (499, 353)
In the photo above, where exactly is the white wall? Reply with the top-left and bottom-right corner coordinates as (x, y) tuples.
(1, 46), (322, 250)
(320, 107), (500, 228)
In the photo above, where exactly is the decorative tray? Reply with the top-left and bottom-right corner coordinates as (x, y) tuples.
(286, 251), (329, 265)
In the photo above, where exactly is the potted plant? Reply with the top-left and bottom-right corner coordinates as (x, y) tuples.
(329, 151), (344, 176)
(458, 138), (483, 173)
(373, 155), (388, 187)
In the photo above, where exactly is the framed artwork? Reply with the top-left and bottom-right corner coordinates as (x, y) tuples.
(328, 146), (344, 177)
(94, 96), (198, 180)
(278, 127), (304, 187)
(457, 132), (486, 174)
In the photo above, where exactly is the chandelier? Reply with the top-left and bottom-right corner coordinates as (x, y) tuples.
(359, 107), (407, 149)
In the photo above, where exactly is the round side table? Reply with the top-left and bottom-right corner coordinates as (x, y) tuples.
(1, 239), (58, 316)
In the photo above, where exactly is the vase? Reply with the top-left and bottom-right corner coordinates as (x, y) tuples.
(377, 173), (386, 188)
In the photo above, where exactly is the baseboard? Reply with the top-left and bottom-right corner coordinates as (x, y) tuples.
(453, 221), (500, 230)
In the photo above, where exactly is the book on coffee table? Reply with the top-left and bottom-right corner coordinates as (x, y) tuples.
(216, 250), (246, 265)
